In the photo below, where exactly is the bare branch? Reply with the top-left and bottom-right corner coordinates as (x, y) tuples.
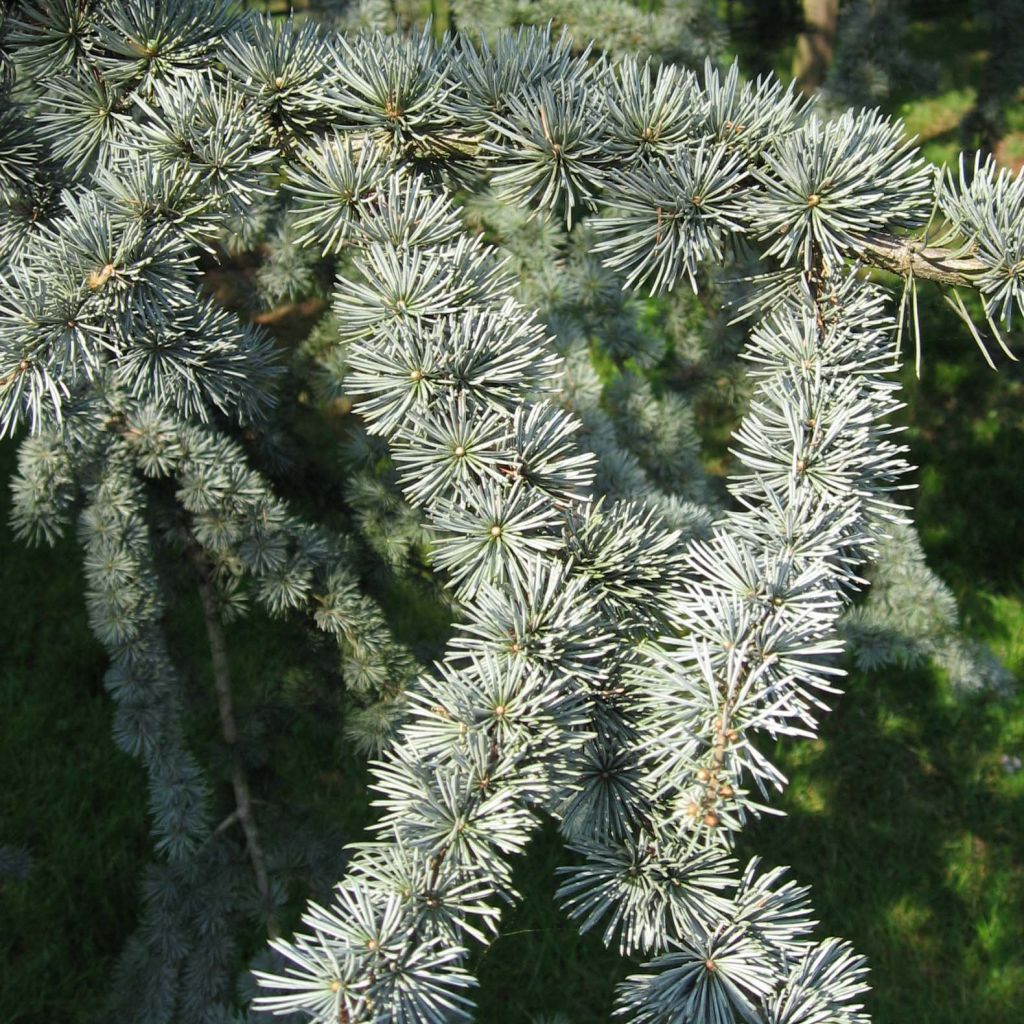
(857, 231), (988, 287)
(189, 544), (280, 939)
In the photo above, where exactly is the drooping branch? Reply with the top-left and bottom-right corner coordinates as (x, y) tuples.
(189, 544), (279, 939)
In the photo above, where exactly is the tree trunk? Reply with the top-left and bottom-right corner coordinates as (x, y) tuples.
(793, 0), (839, 91)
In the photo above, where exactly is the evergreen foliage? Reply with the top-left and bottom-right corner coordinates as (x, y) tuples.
(0, 2), (1019, 1022)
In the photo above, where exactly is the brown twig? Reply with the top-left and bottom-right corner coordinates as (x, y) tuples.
(857, 231), (988, 287)
(250, 296), (328, 325)
(188, 545), (279, 939)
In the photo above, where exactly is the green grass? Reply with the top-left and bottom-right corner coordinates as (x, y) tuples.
(0, 452), (150, 1020)
(740, 661), (1024, 1024)
(473, 821), (625, 1022)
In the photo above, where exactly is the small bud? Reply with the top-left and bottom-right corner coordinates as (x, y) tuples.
(453, 445), (466, 458)
(88, 263), (115, 290)
(807, 193), (820, 207)
(703, 811), (719, 828)
(696, 768), (710, 783)
(489, 524), (502, 539)
(274, 75), (284, 89)
(719, 784), (735, 799)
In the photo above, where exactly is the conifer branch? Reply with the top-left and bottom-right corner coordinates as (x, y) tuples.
(3, 8), (1020, 1020)
(189, 543), (280, 940)
(857, 230), (989, 286)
